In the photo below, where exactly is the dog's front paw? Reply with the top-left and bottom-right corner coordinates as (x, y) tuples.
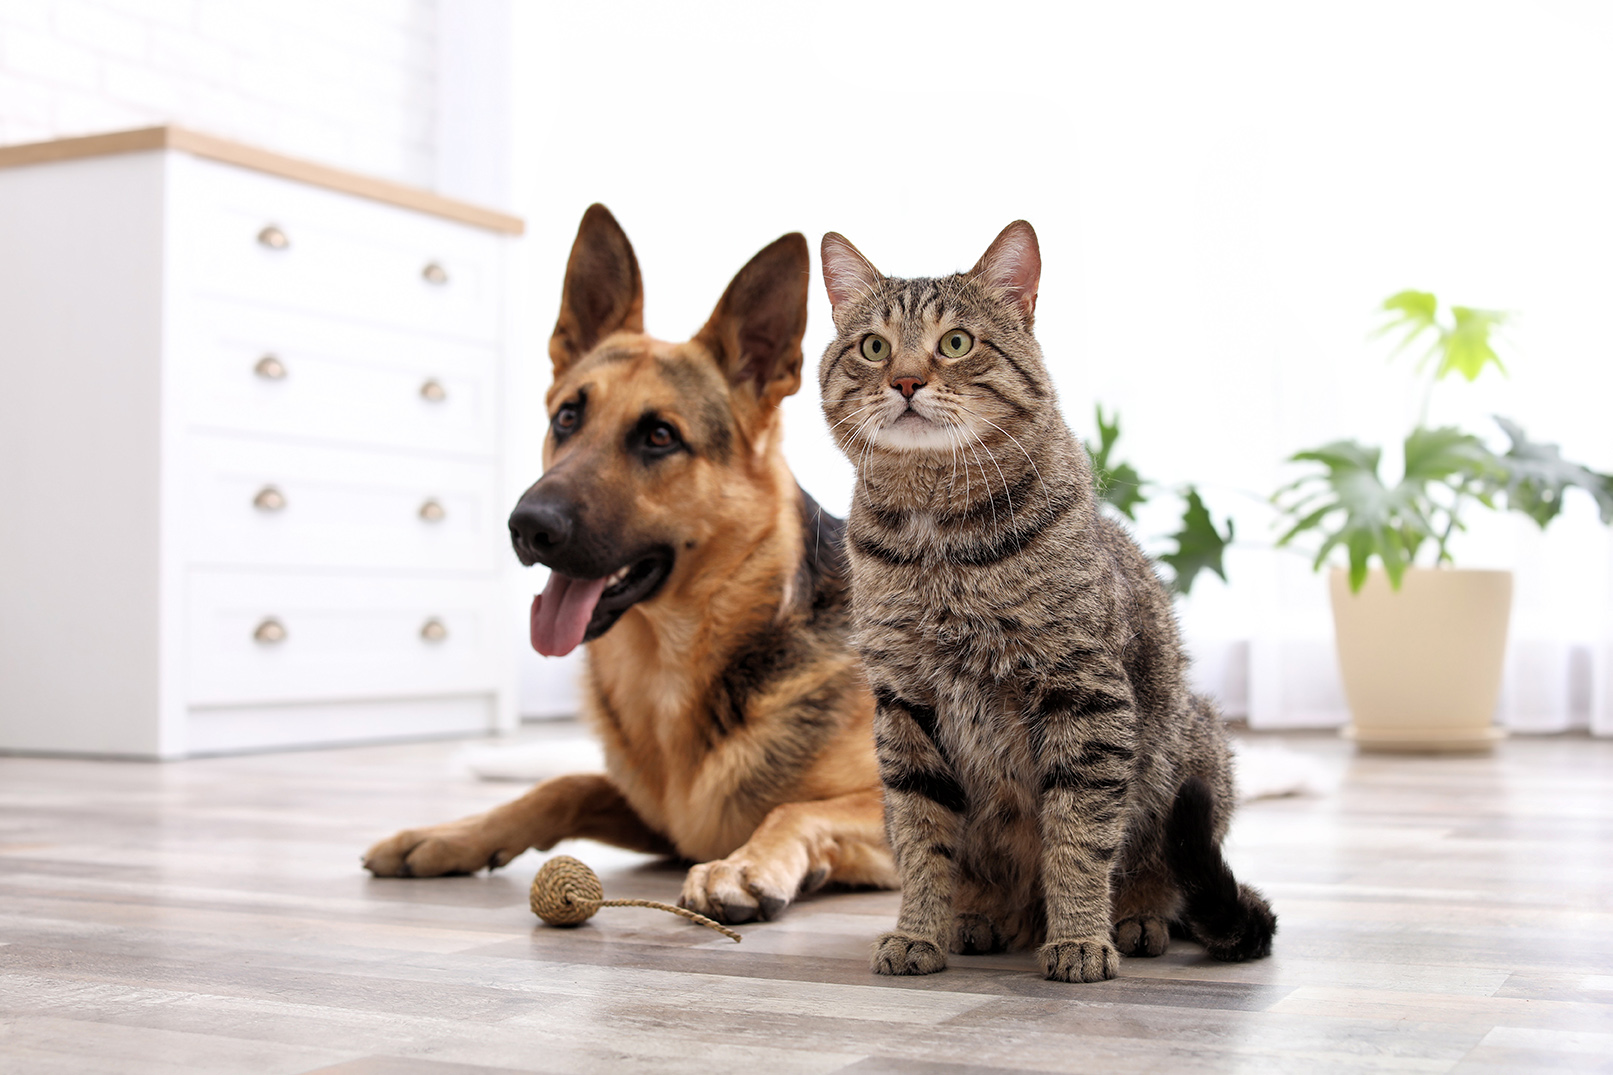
(679, 856), (794, 924)
(1038, 936), (1119, 982)
(362, 820), (520, 878)
(872, 931), (947, 976)
(1114, 913), (1170, 957)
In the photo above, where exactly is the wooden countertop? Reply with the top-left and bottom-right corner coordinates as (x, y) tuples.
(0, 126), (524, 236)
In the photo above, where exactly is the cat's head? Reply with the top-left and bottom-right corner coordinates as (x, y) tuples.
(817, 221), (1051, 461)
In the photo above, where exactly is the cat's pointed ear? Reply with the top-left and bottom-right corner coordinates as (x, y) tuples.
(821, 232), (883, 315)
(971, 220), (1041, 326)
(549, 204), (645, 376)
(696, 232), (811, 414)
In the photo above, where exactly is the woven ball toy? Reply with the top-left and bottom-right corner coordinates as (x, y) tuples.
(529, 855), (741, 942)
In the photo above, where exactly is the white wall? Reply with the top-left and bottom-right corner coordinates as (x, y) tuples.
(0, 0), (439, 185)
(509, 1), (1613, 730)
(4, 1), (1608, 731)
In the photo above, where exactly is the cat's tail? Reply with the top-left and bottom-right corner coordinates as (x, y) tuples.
(1164, 776), (1276, 961)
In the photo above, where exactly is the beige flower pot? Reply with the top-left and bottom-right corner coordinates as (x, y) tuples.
(1329, 568), (1513, 753)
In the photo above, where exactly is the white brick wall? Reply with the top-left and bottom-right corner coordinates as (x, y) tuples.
(0, 0), (439, 187)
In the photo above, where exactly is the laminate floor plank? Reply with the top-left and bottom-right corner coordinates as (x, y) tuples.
(2, 728), (1611, 1073)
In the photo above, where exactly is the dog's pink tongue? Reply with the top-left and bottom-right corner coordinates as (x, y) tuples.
(529, 573), (609, 657)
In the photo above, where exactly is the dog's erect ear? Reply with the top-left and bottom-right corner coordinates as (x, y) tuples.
(970, 220), (1041, 327)
(549, 204), (645, 375)
(696, 232), (810, 413)
(820, 232), (883, 314)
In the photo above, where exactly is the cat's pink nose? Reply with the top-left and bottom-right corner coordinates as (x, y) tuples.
(892, 376), (926, 399)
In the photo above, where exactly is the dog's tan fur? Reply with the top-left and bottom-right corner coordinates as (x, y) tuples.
(363, 206), (894, 923)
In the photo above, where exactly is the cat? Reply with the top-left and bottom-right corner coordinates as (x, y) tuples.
(816, 220), (1275, 982)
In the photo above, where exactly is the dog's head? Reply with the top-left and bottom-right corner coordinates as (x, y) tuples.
(512, 204), (810, 656)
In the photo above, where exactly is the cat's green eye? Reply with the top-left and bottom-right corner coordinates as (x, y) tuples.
(938, 329), (974, 359)
(861, 334), (892, 363)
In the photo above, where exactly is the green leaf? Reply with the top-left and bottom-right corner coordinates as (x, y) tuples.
(1089, 403), (1149, 521)
(1403, 425), (1503, 487)
(1438, 306), (1508, 381)
(1274, 427), (1508, 588)
(1292, 440), (1383, 473)
(1492, 416), (1613, 526)
(1374, 291), (1508, 382)
(1378, 289), (1438, 330)
(1160, 486), (1234, 596)
(1099, 462), (1147, 520)
(1373, 290), (1439, 359)
(1090, 403), (1120, 472)
(1272, 437), (1433, 592)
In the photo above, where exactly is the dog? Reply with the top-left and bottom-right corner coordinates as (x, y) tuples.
(362, 205), (895, 923)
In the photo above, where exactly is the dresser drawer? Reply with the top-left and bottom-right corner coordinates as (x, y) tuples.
(184, 434), (502, 572)
(181, 298), (497, 457)
(186, 570), (502, 706)
(175, 157), (502, 344)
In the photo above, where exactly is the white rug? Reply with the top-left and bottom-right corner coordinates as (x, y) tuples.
(1230, 739), (1340, 801)
(451, 736), (604, 782)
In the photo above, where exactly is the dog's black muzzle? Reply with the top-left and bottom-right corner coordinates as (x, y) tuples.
(508, 494), (575, 569)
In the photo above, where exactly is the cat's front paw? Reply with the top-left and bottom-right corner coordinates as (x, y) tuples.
(1114, 913), (1170, 957)
(1038, 936), (1119, 982)
(872, 931), (948, 976)
(952, 912), (1004, 955)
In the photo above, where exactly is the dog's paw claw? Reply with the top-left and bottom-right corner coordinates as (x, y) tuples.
(362, 824), (518, 878)
(1038, 936), (1119, 982)
(680, 857), (793, 925)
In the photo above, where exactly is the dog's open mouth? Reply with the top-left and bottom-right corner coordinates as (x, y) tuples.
(529, 547), (674, 657)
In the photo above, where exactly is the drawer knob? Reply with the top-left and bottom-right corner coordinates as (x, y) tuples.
(419, 379), (447, 403)
(257, 225), (290, 250)
(418, 498), (446, 523)
(422, 261), (449, 286)
(254, 354), (287, 380)
(420, 617), (448, 643)
(253, 485), (287, 512)
(253, 618), (287, 645)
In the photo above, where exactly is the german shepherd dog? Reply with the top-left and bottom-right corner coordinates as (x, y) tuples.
(362, 206), (895, 923)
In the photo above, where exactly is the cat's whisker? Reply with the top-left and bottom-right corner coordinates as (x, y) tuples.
(827, 399), (886, 436)
(945, 425), (962, 504)
(965, 407), (1057, 519)
(969, 431), (1013, 545)
(944, 424), (965, 500)
(848, 410), (883, 500)
(955, 421), (972, 515)
(846, 411), (882, 456)
(962, 434), (1000, 541)
(957, 418), (1015, 521)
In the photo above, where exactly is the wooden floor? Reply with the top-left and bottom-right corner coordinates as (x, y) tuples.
(2, 725), (1611, 1075)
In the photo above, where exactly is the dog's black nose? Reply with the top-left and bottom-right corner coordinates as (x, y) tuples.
(509, 500), (573, 559)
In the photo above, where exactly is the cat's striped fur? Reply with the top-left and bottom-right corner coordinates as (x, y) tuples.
(817, 221), (1275, 982)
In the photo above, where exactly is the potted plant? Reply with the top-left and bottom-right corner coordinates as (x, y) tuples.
(1273, 292), (1612, 752)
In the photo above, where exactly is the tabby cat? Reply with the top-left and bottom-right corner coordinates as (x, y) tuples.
(817, 221), (1275, 982)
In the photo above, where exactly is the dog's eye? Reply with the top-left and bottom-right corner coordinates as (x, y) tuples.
(553, 405), (579, 434)
(647, 423), (676, 450)
(861, 335), (891, 363)
(938, 329), (973, 359)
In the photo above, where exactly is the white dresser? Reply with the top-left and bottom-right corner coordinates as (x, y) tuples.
(0, 127), (524, 758)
